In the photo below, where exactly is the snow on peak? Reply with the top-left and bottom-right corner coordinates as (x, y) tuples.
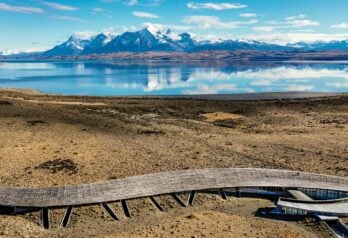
(0, 49), (20, 55)
(71, 31), (96, 41)
(141, 23), (181, 42)
(102, 33), (115, 45)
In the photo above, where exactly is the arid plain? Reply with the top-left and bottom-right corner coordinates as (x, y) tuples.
(0, 89), (347, 237)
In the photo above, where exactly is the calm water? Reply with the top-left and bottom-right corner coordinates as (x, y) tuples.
(0, 61), (347, 96)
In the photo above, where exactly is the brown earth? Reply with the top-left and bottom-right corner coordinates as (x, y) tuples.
(0, 88), (347, 237)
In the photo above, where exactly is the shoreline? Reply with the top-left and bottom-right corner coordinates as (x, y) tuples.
(3, 50), (348, 61)
(1, 88), (346, 101)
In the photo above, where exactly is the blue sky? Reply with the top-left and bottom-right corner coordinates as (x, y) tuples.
(1, 0), (348, 53)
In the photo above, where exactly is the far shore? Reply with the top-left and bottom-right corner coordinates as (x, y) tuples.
(2, 50), (348, 61)
(0, 87), (346, 101)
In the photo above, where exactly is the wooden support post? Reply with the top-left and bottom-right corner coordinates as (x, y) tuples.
(236, 188), (241, 197)
(60, 206), (73, 228)
(149, 196), (164, 212)
(188, 191), (196, 206)
(41, 208), (50, 230)
(171, 193), (187, 207)
(101, 202), (119, 221)
(121, 200), (131, 218)
(219, 189), (227, 200)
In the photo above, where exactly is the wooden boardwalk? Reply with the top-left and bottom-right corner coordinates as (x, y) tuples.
(0, 168), (347, 208)
(277, 197), (348, 216)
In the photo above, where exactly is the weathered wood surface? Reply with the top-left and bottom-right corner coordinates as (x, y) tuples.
(277, 197), (348, 216)
(0, 168), (347, 208)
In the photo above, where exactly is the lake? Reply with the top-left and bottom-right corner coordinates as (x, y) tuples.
(0, 61), (347, 96)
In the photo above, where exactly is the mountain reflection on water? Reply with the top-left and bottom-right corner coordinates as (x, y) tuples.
(0, 61), (347, 96)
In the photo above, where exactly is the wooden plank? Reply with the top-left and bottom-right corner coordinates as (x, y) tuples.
(101, 202), (119, 221)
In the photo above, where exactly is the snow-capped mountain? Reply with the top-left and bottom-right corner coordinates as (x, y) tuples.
(44, 35), (90, 56)
(288, 40), (348, 51)
(42, 28), (348, 56)
(44, 33), (113, 56)
(193, 39), (292, 52)
(82, 33), (114, 54)
(96, 28), (197, 53)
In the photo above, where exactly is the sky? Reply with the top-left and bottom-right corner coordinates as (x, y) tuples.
(0, 0), (348, 53)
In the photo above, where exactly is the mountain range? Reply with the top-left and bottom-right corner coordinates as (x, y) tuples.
(1, 28), (348, 59)
(42, 28), (348, 57)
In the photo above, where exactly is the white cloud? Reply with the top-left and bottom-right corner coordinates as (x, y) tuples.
(263, 15), (320, 30)
(242, 32), (348, 45)
(102, 26), (139, 35)
(286, 85), (314, 91)
(184, 16), (237, 29)
(0, 46), (49, 55)
(100, 0), (118, 2)
(91, 7), (112, 17)
(42, 1), (78, 11)
(288, 19), (320, 27)
(132, 11), (159, 19)
(183, 15), (257, 29)
(53, 15), (87, 23)
(72, 31), (97, 40)
(326, 82), (348, 88)
(127, 0), (138, 6)
(0, 3), (44, 14)
(126, 0), (163, 7)
(184, 83), (237, 95)
(92, 7), (105, 12)
(142, 22), (193, 32)
(240, 13), (256, 18)
(285, 14), (306, 21)
(253, 26), (274, 32)
(331, 22), (348, 30)
(187, 2), (247, 10)
(285, 15), (320, 27)
(191, 33), (226, 43)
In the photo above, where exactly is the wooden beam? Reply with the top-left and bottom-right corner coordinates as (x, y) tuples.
(219, 189), (227, 200)
(41, 208), (50, 230)
(149, 196), (164, 212)
(101, 202), (119, 221)
(171, 193), (187, 207)
(188, 191), (196, 206)
(60, 206), (73, 228)
(121, 200), (131, 218)
(235, 188), (241, 197)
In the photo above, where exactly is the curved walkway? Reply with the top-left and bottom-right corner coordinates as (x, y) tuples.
(277, 197), (348, 216)
(0, 168), (347, 208)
